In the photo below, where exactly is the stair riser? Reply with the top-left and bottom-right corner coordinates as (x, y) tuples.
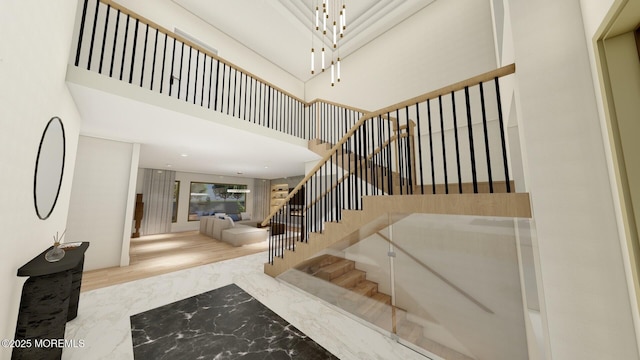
(331, 271), (366, 288)
(316, 261), (355, 281)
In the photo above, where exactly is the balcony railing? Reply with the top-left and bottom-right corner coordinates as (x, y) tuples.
(72, 0), (363, 142)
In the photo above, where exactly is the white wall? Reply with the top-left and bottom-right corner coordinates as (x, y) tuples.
(0, 0), (82, 354)
(171, 171), (256, 232)
(65, 136), (138, 271)
(104, 0), (304, 99)
(506, 0), (638, 359)
(305, 0), (497, 111)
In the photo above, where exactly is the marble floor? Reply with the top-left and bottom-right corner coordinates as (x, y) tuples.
(63, 252), (430, 360)
(131, 284), (337, 359)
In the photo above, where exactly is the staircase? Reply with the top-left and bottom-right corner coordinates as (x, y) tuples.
(298, 254), (475, 360)
(71, 3), (532, 357)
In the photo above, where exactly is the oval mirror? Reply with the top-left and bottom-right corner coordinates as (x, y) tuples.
(34, 117), (66, 220)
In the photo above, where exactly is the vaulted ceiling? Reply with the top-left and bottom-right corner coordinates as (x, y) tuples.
(171, 0), (436, 81)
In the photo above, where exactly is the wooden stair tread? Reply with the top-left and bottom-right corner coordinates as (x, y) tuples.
(397, 319), (423, 343)
(295, 254), (341, 275)
(316, 259), (355, 281)
(351, 280), (378, 297)
(357, 292), (392, 321)
(330, 269), (366, 288)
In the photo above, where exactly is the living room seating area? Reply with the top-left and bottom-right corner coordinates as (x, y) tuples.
(199, 215), (268, 247)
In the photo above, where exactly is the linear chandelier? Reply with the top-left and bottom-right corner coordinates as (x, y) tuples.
(310, 0), (346, 86)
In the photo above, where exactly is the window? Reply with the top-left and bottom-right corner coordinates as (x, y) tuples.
(172, 181), (180, 223)
(188, 182), (248, 221)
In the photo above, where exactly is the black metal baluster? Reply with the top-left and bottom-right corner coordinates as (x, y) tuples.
(192, 50), (200, 105)
(378, 115), (385, 194)
(226, 66), (231, 115)
(177, 42), (185, 99)
(405, 107), (415, 194)
(243, 74), (248, 120)
(250, 77), (255, 122)
(109, 9), (120, 77)
(168, 38), (176, 96)
(334, 152), (338, 222)
(320, 165), (324, 232)
(200, 55), (206, 106)
(276, 91), (280, 131)
(232, 69), (238, 117)
(345, 136), (350, 209)
(139, 24), (149, 87)
(363, 119), (369, 197)
(185, 47), (192, 102)
(98, 4), (110, 74)
(214, 60), (220, 110)
(128, 19), (139, 84)
(87, 0), (100, 70)
(307, 174), (317, 233)
(495, 77), (511, 192)
(386, 113), (393, 195)
(395, 110), (404, 195)
(415, 103), (425, 195)
(451, 91), (462, 193)
(159, 32), (167, 94)
(150, 29), (158, 91)
(479, 82), (494, 193)
(354, 128), (359, 208)
(438, 96), (448, 194)
(220, 64), (227, 111)
(464, 86), (478, 193)
(427, 100), (436, 194)
(75, 0), (90, 67)
(258, 83), (263, 125)
(280, 92), (284, 132)
(340, 139), (346, 208)
(369, 118), (377, 196)
(207, 57), (213, 108)
(267, 87), (272, 128)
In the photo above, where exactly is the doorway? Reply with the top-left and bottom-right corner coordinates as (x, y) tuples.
(596, 0), (640, 314)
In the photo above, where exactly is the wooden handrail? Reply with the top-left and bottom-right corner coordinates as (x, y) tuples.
(261, 63), (516, 226)
(101, 0), (307, 103)
(306, 98), (369, 114)
(371, 64), (516, 118)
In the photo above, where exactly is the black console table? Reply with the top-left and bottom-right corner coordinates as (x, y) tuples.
(13, 242), (89, 360)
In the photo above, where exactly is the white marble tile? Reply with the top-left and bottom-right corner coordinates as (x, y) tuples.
(63, 252), (429, 360)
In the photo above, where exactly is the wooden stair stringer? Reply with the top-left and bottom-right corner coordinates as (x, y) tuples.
(264, 192), (531, 277)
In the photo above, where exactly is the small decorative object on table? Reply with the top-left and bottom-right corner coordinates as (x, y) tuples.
(45, 229), (66, 262)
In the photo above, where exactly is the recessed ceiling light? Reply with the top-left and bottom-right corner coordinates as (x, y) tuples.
(166, 164), (172, 167)
(180, 154), (188, 157)
(264, 166), (269, 169)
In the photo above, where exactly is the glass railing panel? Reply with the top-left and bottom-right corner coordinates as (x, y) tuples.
(278, 214), (395, 334)
(390, 213), (530, 360)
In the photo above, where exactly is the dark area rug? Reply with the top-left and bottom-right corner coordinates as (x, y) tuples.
(130, 283), (338, 359)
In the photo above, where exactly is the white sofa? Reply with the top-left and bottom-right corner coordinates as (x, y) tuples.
(199, 215), (267, 246)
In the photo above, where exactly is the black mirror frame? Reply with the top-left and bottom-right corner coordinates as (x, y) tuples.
(33, 116), (66, 220)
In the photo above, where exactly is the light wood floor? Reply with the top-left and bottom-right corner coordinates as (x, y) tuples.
(81, 231), (268, 292)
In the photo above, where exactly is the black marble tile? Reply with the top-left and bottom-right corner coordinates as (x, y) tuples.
(130, 284), (338, 360)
